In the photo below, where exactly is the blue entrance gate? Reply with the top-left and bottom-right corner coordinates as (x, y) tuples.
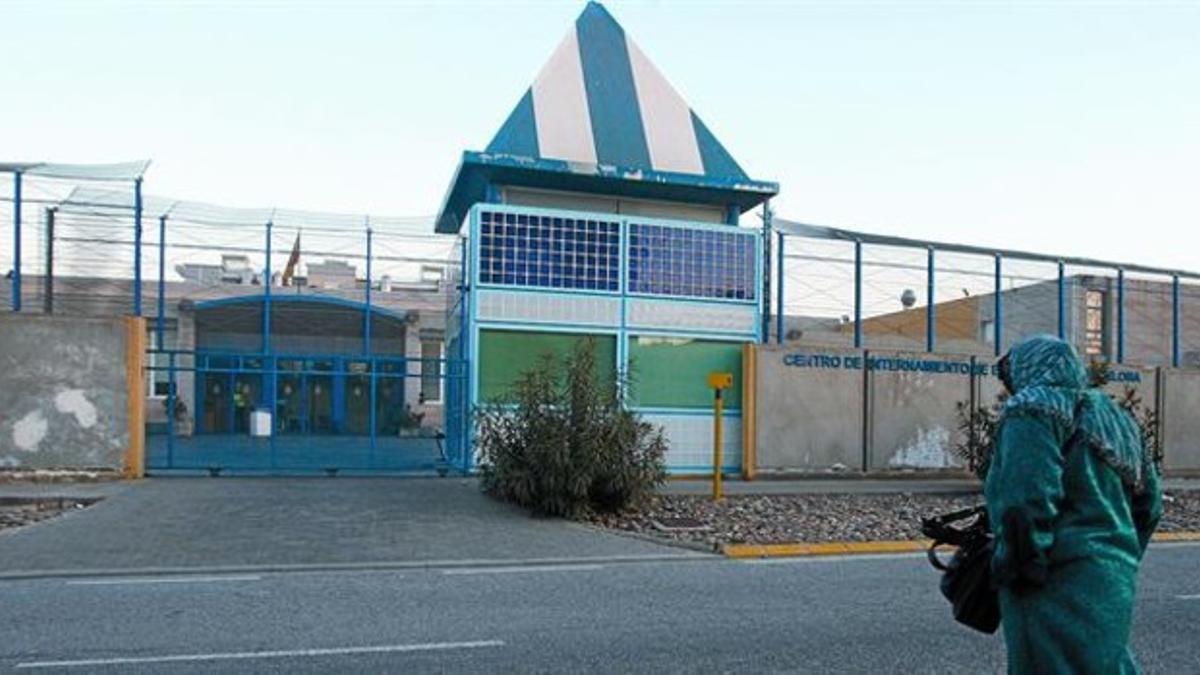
(146, 350), (468, 475)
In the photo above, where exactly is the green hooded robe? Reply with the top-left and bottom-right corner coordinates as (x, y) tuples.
(984, 336), (1162, 675)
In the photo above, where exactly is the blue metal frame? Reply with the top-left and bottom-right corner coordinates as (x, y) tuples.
(618, 210), (630, 402)
(471, 203), (760, 307)
(133, 178), (143, 316)
(147, 348), (465, 475)
(464, 202), (764, 474)
(11, 170), (20, 312)
(1117, 268), (1125, 364)
(926, 246), (936, 353)
(994, 254), (1004, 357)
(436, 150), (778, 234)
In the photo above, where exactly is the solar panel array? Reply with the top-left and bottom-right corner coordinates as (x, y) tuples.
(477, 210), (621, 291)
(628, 223), (756, 300)
(476, 209), (759, 303)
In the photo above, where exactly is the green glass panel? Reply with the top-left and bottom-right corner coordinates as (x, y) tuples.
(628, 337), (744, 409)
(478, 330), (616, 401)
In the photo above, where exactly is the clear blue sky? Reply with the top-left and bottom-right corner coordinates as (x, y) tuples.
(2, 0), (1197, 271)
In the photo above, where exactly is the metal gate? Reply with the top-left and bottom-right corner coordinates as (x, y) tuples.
(146, 349), (468, 475)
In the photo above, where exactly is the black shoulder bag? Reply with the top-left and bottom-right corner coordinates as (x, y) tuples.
(922, 401), (1088, 633)
(920, 504), (999, 634)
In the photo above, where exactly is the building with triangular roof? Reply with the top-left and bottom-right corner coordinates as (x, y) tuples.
(436, 1), (777, 233)
(440, 2), (777, 473)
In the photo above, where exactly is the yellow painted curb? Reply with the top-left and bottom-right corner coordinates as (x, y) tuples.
(1152, 531), (1200, 543)
(722, 540), (932, 559)
(723, 532), (1200, 559)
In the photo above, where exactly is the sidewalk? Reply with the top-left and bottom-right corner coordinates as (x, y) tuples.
(0, 477), (700, 579)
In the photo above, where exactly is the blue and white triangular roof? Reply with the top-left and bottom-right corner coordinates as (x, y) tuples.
(436, 2), (777, 233)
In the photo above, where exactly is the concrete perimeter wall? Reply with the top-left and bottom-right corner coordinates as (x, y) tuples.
(1162, 369), (1200, 471)
(756, 347), (864, 472)
(754, 343), (1185, 475)
(0, 314), (139, 471)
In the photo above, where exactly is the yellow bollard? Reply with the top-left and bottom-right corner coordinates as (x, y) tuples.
(707, 372), (733, 501)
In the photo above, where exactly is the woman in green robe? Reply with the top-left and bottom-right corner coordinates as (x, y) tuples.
(985, 335), (1162, 674)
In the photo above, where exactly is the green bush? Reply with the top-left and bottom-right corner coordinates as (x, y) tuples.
(476, 337), (668, 517)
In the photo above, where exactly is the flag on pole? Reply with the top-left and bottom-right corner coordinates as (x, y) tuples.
(281, 230), (301, 286)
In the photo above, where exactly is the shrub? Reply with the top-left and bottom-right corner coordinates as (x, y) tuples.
(953, 395), (1006, 478)
(476, 338), (667, 517)
(955, 361), (1162, 476)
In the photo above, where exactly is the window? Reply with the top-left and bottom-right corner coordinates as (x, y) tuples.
(627, 337), (743, 409)
(477, 330), (616, 400)
(981, 320), (995, 346)
(478, 210), (620, 291)
(420, 339), (443, 403)
(1085, 290), (1106, 357)
(627, 223), (756, 301)
(145, 326), (177, 397)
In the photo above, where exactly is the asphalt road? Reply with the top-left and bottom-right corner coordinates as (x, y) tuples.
(1, 545), (1197, 674)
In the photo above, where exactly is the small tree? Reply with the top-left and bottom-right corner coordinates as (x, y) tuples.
(476, 338), (667, 517)
(953, 395), (1006, 478)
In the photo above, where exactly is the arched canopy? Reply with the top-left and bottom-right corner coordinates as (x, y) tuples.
(192, 294), (411, 354)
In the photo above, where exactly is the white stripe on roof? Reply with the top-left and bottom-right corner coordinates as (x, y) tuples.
(531, 29), (597, 165)
(626, 37), (703, 175)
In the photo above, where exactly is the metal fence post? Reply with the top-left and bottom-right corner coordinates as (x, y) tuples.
(43, 207), (55, 314)
(12, 169), (21, 312)
(461, 233), (473, 474)
(1057, 260), (1067, 341)
(263, 220), (276, 468)
(927, 246), (936, 353)
(263, 221), (272, 354)
(1173, 274), (1181, 368)
(133, 177), (143, 316)
(776, 231), (785, 344)
(1117, 268), (1125, 364)
(854, 239), (863, 349)
(994, 254), (1003, 357)
(156, 215), (167, 351)
(365, 224), (376, 465)
(762, 200), (772, 342)
(167, 351), (176, 469)
(364, 225), (373, 356)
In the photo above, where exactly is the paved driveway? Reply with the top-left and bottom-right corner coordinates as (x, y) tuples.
(0, 478), (697, 578)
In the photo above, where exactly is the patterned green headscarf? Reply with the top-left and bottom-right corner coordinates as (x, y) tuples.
(1001, 335), (1150, 494)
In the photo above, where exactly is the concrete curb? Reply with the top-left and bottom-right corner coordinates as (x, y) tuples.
(722, 531), (1200, 559)
(575, 521), (719, 555)
(0, 552), (717, 583)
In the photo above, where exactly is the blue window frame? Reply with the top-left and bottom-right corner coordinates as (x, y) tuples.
(628, 222), (756, 301)
(478, 209), (620, 291)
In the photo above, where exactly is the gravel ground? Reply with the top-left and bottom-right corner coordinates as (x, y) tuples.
(586, 490), (1200, 550)
(0, 500), (94, 532)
